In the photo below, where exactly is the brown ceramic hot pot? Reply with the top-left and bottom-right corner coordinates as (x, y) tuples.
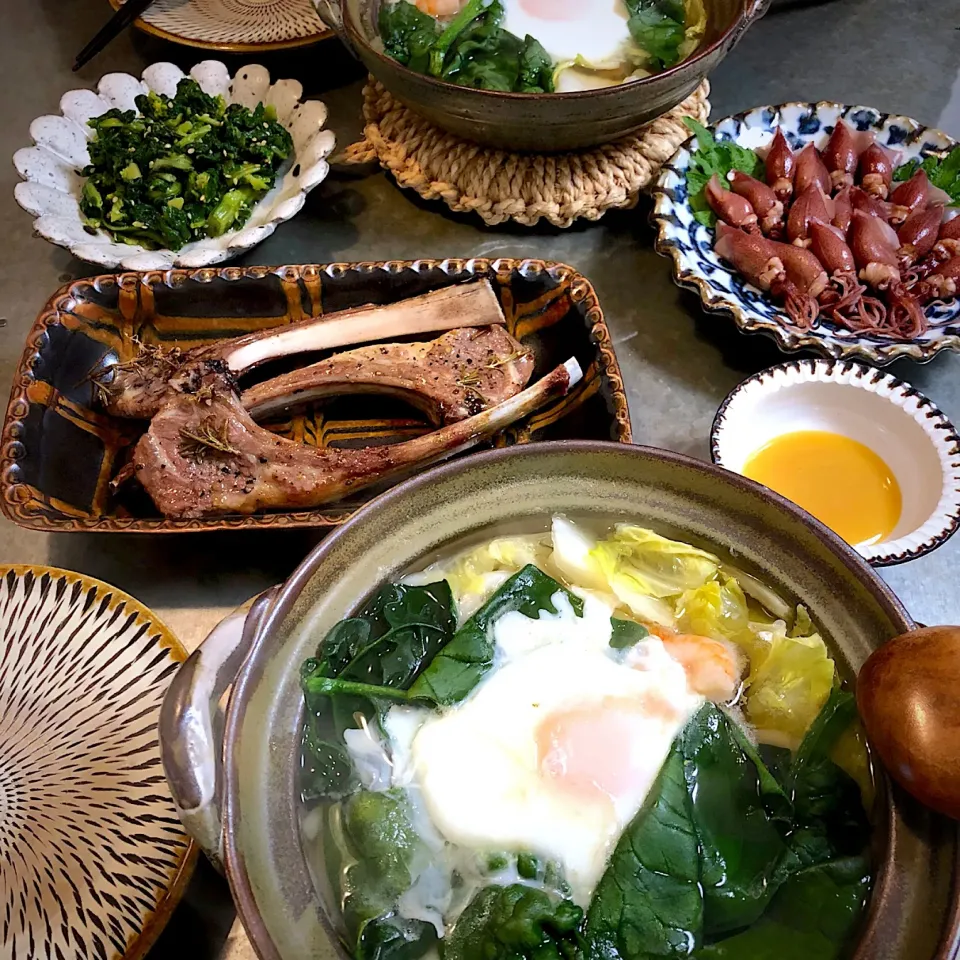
(159, 442), (960, 960)
(312, 0), (770, 151)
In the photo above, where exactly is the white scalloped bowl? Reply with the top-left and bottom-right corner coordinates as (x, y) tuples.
(711, 360), (960, 566)
(13, 60), (335, 270)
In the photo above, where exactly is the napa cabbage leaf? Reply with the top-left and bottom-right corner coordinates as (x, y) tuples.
(742, 609), (836, 746)
(676, 576), (750, 643)
(407, 534), (552, 619)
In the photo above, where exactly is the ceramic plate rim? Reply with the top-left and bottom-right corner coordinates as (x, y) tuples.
(106, 0), (333, 51)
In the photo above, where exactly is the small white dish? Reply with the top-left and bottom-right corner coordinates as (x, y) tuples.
(13, 60), (335, 270)
(711, 360), (960, 566)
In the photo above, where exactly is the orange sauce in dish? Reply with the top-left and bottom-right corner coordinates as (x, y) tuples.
(743, 430), (902, 547)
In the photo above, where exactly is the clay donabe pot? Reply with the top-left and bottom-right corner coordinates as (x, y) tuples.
(159, 441), (960, 960)
(311, 0), (770, 151)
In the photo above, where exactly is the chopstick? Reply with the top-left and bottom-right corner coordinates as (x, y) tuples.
(73, 0), (156, 72)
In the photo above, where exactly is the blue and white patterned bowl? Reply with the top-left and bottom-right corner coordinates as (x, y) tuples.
(651, 102), (960, 365)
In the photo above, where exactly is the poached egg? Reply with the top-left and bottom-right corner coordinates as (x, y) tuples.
(396, 593), (704, 906)
(501, 0), (632, 70)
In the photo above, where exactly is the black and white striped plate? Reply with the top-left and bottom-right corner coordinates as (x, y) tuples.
(0, 565), (196, 959)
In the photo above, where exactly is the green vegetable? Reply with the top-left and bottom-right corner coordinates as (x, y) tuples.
(585, 696), (871, 958)
(787, 689), (871, 864)
(743, 610), (835, 746)
(325, 791), (438, 960)
(299, 580), (456, 802)
(694, 856), (871, 960)
(417, 534), (551, 619)
(358, 916), (439, 960)
(376, 0), (555, 93)
(624, 0), (686, 69)
(683, 117), (764, 227)
(893, 145), (960, 205)
(758, 689), (871, 869)
(676, 576), (749, 643)
(206, 187), (255, 237)
(445, 885), (583, 960)
(378, 0), (440, 72)
(516, 853), (540, 879)
(681, 704), (797, 935)
(517, 37), (554, 93)
(583, 745), (703, 960)
(428, 0), (490, 75)
(609, 617), (650, 649)
(591, 524), (719, 626)
(78, 78), (293, 250)
(409, 565), (582, 705)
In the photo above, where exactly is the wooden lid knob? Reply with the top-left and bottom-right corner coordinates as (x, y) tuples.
(857, 626), (960, 820)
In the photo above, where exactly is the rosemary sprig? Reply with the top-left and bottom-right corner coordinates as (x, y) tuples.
(178, 415), (240, 461)
(486, 349), (532, 369)
(457, 369), (483, 388)
(83, 336), (184, 400)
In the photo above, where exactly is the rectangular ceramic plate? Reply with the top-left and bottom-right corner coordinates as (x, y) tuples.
(1, 258), (631, 533)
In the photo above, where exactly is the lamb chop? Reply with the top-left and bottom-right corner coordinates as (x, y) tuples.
(133, 359), (582, 519)
(242, 326), (534, 425)
(91, 280), (506, 420)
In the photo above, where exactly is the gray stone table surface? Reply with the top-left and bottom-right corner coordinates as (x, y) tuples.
(2, 0), (959, 956)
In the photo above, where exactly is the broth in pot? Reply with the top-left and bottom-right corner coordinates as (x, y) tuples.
(298, 516), (874, 960)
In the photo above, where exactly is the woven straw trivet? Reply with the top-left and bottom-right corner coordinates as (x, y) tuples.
(339, 78), (709, 227)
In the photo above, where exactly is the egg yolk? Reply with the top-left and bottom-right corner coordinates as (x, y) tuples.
(536, 696), (681, 804)
(743, 430), (902, 547)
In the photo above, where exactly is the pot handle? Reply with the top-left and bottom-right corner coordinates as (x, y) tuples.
(313, 0), (356, 55)
(159, 588), (278, 871)
(725, 0), (772, 52)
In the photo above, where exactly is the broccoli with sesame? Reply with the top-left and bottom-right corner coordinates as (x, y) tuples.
(78, 78), (294, 251)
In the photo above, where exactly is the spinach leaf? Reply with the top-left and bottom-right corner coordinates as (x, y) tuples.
(786, 689), (870, 864)
(683, 117), (765, 227)
(446, 885), (583, 960)
(624, 0), (686, 68)
(757, 692), (870, 869)
(378, 0), (440, 72)
(301, 711), (357, 802)
(326, 790), (437, 960)
(440, 11), (521, 92)
(436, 4), (553, 93)
(517, 36), (554, 93)
(583, 745), (703, 960)
(359, 916), (438, 960)
(726, 722), (792, 822)
(791, 687), (857, 785)
(428, 0), (495, 75)
(299, 581), (456, 802)
(682, 705), (797, 936)
(694, 855), (871, 960)
(409, 565), (583, 705)
(609, 618), (651, 649)
(377, 0), (555, 92)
